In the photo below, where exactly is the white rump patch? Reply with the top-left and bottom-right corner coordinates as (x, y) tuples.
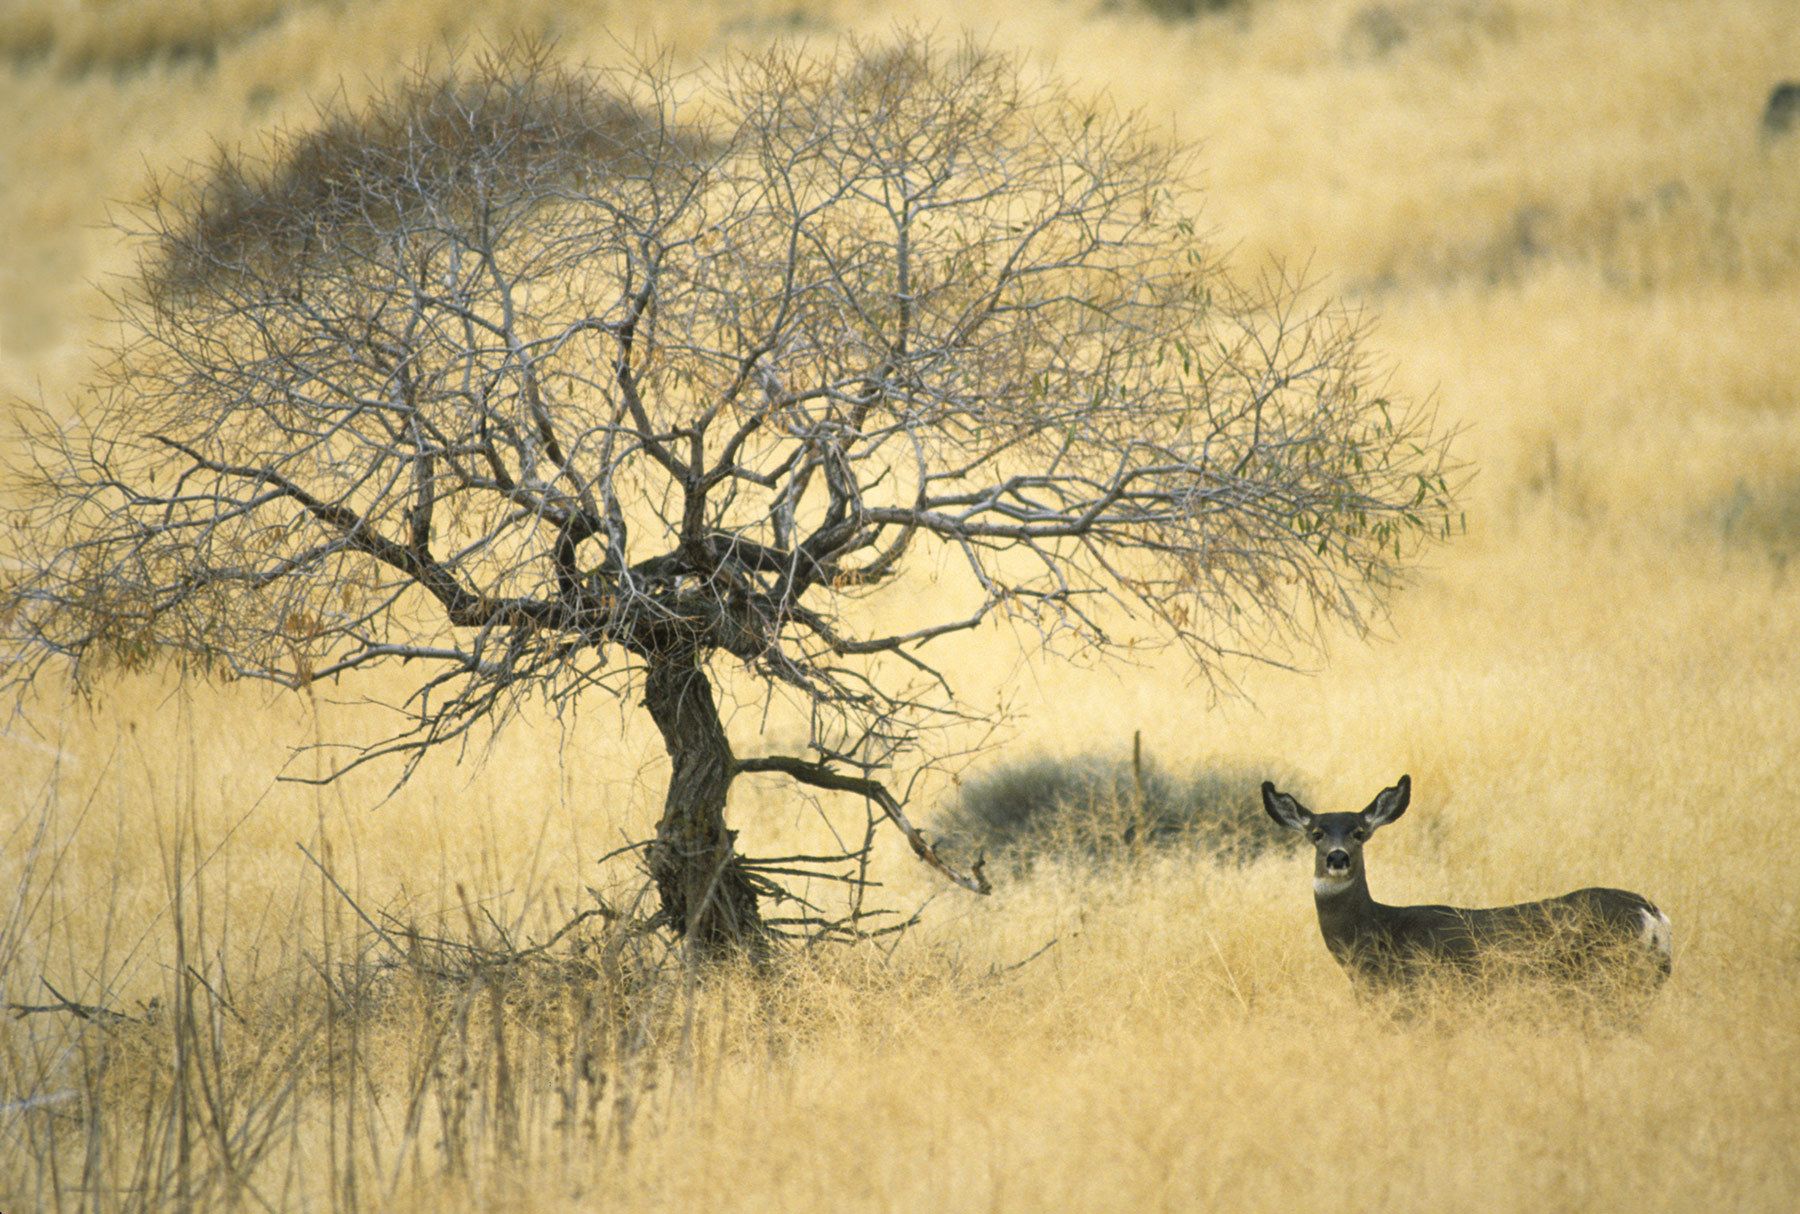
(1640, 907), (1673, 956)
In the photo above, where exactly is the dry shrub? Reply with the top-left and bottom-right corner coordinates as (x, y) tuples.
(0, 796), (705, 1212)
(0, 0), (297, 75)
(1128, 0), (1248, 21)
(933, 749), (1297, 869)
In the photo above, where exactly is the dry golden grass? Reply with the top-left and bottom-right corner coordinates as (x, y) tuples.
(4, 0), (1799, 1210)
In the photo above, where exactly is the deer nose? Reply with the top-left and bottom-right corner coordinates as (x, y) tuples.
(1324, 850), (1351, 873)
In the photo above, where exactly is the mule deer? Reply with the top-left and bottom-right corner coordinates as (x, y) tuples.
(1262, 775), (1672, 996)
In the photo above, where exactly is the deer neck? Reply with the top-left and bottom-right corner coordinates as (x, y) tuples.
(1312, 869), (1386, 946)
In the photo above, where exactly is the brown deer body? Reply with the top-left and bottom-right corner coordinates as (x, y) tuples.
(1263, 776), (1672, 995)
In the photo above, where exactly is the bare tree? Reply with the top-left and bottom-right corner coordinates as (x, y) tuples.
(2, 40), (1459, 953)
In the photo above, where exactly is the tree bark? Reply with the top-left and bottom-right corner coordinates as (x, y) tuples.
(642, 655), (763, 955)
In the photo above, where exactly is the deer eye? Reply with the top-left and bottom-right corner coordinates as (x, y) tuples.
(1308, 828), (1323, 842)
(1352, 828), (1366, 841)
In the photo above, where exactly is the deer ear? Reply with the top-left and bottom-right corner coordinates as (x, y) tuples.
(1261, 782), (1313, 832)
(1361, 774), (1411, 829)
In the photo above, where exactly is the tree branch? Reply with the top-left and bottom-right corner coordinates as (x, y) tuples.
(735, 754), (991, 895)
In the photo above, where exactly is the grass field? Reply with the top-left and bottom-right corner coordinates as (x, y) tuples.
(3, 1), (1799, 1210)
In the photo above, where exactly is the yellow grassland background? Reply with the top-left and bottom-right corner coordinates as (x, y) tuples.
(2, 0), (1799, 1210)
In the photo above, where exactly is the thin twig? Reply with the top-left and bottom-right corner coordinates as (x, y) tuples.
(7, 978), (133, 1024)
(297, 843), (408, 961)
(988, 937), (1060, 979)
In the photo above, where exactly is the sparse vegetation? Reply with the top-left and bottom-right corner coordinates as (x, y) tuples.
(0, 0), (298, 75)
(3, 1), (1798, 1211)
(934, 746), (1292, 868)
(1713, 478), (1800, 563)
(1126, 0), (1247, 24)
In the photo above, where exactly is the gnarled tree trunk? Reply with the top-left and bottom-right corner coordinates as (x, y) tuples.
(642, 655), (763, 954)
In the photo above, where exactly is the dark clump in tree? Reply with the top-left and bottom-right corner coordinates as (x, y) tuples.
(1, 40), (1459, 955)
